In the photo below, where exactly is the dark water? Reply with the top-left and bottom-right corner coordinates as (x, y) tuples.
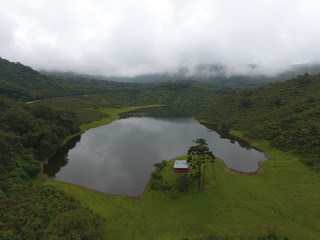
(43, 108), (265, 196)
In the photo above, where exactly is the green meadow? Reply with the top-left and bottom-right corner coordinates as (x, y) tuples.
(79, 104), (164, 132)
(45, 108), (320, 240)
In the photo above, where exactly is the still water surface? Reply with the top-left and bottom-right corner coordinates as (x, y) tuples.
(44, 110), (265, 196)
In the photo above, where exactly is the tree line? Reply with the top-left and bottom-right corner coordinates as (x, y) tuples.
(200, 73), (320, 170)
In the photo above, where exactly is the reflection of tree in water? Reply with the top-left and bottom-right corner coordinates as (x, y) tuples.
(43, 135), (81, 177)
(119, 106), (205, 119)
(121, 107), (259, 151)
(202, 123), (254, 150)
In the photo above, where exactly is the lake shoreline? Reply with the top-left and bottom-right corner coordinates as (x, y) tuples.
(44, 109), (320, 239)
(44, 105), (267, 197)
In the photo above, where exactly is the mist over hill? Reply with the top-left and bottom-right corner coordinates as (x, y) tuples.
(41, 63), (320, 89)
(2, 0), (320, 238)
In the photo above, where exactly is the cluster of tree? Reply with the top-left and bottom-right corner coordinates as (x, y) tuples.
(0, 98), (107, 239)
(0, 184), (104, 240)
(150, 160), (173, 191)
(150, 139), (216, 196)
(187, 138), (216, 190)
(200, 73), (320, 170)
(0, 57), (77, 100)
(150, 159), (197, 195)
(0, 102), (79, 189)
(0, 95), (106, 239)
(0, 58), (107, 239)
(37, 80), (231, 128)
(45, 71), (232, 106)
(134, 81), (230, 105)
(55, 80), (229, 108)
(0, 57), (138, 101)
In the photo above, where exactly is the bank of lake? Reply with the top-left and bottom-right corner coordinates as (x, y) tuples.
(44, 106), (320, 240)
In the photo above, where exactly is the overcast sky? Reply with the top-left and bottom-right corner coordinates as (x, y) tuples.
(1, 0), (320, 77)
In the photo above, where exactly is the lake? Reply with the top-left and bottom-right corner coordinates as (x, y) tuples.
(43, 107), (266, 196)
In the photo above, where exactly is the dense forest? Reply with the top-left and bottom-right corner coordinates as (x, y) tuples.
(1, 56), (319, 239)
(0, 61), (107, 238)
(0, 58), (229, 239)
(200, 73), (320, 170)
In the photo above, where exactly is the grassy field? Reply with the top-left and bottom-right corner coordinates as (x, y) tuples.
(36, 95), (163, 141)
(45, 127), (320, 239)
(79, 104), (163, 132)
(34, 93), (164, 127)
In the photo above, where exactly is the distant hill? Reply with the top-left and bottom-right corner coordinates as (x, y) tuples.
(0, 58), (78, 100)
(1, 57), (232, 106)
(42, 63), (320, 89)
(0, 58), (136, 101)
(200, 73), (320, 169)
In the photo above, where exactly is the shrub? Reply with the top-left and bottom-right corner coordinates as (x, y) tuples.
(151, 172), (162, 180)
(153, 160), (168, 171)
(42, 209), (105, 240)
(176, 175), (192, 192)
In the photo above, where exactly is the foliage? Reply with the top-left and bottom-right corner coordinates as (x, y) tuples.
(0, 100), (80, 191)
(34, 81), (230, 128)
(200, 74), (320, 169)
(0, 184), (104, 240)
(0, 57), (76, 100)
(150, 160), (173, 191)
(149, 157), (215, 198)
(187, 139), (215, 189)
(175, 174), (193, 192)
(0, 57), (230, 104)
(0, 58), (93, 239)
(0, 96), (89, 239)
(42, 209), (105, 240)
(153, 160), (168, 171)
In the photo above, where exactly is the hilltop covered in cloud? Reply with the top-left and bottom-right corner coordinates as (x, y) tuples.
(1, 0), (320, 77)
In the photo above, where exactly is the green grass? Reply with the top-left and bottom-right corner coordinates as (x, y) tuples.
(33, 93), (163, 133)
(46, 134), (320, 240)
(37, 96), (163, 143)
(80, 105), (163, 132)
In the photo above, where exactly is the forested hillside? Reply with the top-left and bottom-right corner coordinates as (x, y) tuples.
(0, 57), (229, 239)
(200, 73), (320, 169)
(0, 59), (107, 239)
(0, 57), (140, 100)
(0, 57), (230, 104)
(3, 56), (319, 239)
(37, 81), (228, 127)
(0, 58), (74, 100)
(49, 74), (231, 106)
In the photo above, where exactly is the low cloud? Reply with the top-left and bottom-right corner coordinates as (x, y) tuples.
(1, 0), (320, 77)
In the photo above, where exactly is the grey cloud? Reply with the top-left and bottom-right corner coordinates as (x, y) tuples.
(1, 0), (320, 77)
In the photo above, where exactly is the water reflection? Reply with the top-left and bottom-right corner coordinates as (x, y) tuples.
(119, 105), (205, 119)
(44, 112), (265, 196)
(202, 122), (254, 150)
(43, 135), (81, 177)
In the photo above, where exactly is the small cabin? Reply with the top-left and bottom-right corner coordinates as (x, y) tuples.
(173, 160), (190, 174)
